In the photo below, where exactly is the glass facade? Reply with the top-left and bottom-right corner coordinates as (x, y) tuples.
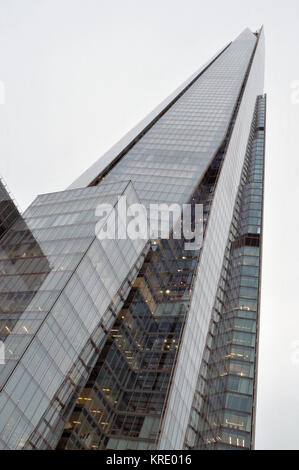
(0, 182), (148, 449)
(185, 95), (266, 450)
(90, 29), (257, 211)
(0, 178), (20, 240)
(56, 147), (226, 450)
(158, 28), (265, 450)
(57, 238), (199, 450)
(0, 27), (265, 450)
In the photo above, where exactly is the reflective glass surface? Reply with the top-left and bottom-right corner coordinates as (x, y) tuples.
(185, 95), (266, 450)
(0, 182), (148, 449)
(56, 144), (225, 450)
(158, 29), (264, 450)
(94, 30), (257, 211)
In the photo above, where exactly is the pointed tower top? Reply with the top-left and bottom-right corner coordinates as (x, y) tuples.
(234, 27), (257, 42)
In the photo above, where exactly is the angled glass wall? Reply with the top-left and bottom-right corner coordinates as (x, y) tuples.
(185, 95), (266, 450)
(0, 182), (148, 449)
(56, 145), (227, 450)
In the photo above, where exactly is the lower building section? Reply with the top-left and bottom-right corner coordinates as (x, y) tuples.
(57, 238), (198, 450)
(0, 182), (148, 449)
(56, 146), (225, 450)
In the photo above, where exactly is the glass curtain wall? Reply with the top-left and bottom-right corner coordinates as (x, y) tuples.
(185, 95), (266, 450)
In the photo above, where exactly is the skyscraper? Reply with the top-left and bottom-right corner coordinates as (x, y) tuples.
(0, 27), (265, 450)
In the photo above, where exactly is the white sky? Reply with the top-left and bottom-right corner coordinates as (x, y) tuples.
(0, 0), (299, 450)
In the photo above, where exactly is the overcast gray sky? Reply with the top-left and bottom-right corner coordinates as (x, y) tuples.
(0, 0), (299, 450)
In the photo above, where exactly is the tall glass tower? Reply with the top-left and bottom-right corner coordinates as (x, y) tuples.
(0, 27), (265, 450)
